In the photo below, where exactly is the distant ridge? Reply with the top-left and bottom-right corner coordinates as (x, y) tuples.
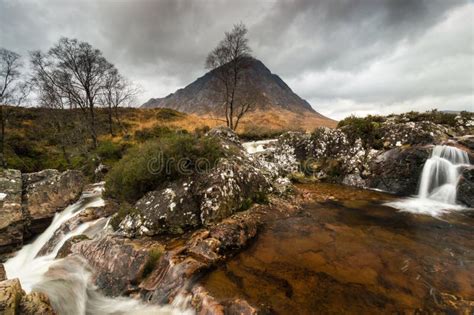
(142, 57), (332, 123)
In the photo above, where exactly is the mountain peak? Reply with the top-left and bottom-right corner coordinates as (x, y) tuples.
(142, 58), (326, 119)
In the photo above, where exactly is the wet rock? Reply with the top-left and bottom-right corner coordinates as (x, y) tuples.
(141, 252), (208, 304)
(19, 292), (55, 315)
(38, 203), (115, 256)
(55, 235), (90, 259)
(0, 278), (23, 314)
(187, 236), (221, 264)
(368, 146), (431, 195)
(0, 169), (24, 256)
(139, 209), (260, 304)
(191, 285), (225, 315)
(455, 135), (474, 151)
(23, 169), (85, 236)
(208, 212), (259, 250)
(190, 286), (259, 315)
(457, 167), (474, 207)
(71, 235), (163, 296)
(0, 264), (5, 281)
(0, 278), (54, 314)
(224, 299), (258, 315)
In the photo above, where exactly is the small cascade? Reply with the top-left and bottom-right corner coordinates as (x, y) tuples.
(386, 145), (471, 216)
(4, 183), (192, 315)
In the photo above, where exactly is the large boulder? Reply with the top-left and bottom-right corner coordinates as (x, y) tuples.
(457, 167), (474, 207)
(368, 146), (431, 195)
(0, 169), (24, 256)
(0, 278), (54, 315)
(0, 278), (22, 314)
(376, 121), (447, 149)
(70, 235), (163, 296)
(22, 169), (84, 236)
(139, 209), (260, 304)
(118, 127), (272, 237)
(120, 179), (201, 236)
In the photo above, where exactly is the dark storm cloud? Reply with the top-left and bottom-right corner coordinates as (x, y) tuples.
(0, 0), (472, 119)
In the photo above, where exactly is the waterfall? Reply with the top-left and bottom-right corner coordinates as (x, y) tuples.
(4, 183), (193, 315)
(386, 145), (471, 216)
(417, 145), (469, 203)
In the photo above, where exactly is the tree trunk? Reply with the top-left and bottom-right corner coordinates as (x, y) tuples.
(114, 106), (127, 134)
(108, 105), (114, 137)
(89, 103), (98, 148)
(0, 105), (5, 168)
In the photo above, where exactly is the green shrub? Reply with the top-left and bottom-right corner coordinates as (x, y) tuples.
(394, 110), (460, 126)
(337, 115), (384, 149)
(105, 133), (225, 202)
(95, 140), (125, 161)
(134, 125), (188, 142)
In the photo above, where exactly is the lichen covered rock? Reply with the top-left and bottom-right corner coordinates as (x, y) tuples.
(0, 278), (55, 315)
(457, 167), (474, 207)
(0, 169), (24, 255)
(23, 169), (85, 236)
(118, 127), (273, 237)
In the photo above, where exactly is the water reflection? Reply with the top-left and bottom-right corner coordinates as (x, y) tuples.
(201, 183), (474, 313)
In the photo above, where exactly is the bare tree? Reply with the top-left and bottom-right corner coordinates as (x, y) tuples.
(206, 23), (254, 130)
(0, 48), (30, 167)
(100, 68), (138, 136)
(30, 38), (115, 148)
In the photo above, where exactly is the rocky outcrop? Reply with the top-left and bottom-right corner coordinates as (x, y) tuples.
(23, 169), (85, 236)
(0, 168), (85, 257)
(0, 278), (55, 315)
(117, 127), (273, 237)
(70, 235), (163, 296)
(18, 292), (55, 315)
(70, 207), (260, 305)
(38, 203), (115, 257)
(140, 209), (260, 304)
(273, 112), (473, 196)
(368, 146), (431, 195)
(457, 167), (474, 207)
(0, 170), (24, 256)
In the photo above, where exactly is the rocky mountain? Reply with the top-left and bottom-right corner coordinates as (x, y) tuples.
(142, 57), (329, 120)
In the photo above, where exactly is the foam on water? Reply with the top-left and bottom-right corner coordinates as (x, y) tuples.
(386, 145), (471, 216)
(4, 182), (193, 315)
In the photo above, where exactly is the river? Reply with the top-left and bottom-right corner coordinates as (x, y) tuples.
(200, 183), (474, 313)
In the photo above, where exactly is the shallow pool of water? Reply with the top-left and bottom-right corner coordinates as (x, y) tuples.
(200, 183), (474, 314)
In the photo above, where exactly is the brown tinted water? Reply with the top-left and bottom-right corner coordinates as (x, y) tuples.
(200, 183), (474, 314)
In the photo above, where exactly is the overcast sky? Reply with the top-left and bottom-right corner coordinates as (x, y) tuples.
(1, 0), (473, 119)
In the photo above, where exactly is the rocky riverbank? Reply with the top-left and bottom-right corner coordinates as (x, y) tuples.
(0, 111), (473, 314)
(270, 112), (474, 206)
(0, 169), (84, 259)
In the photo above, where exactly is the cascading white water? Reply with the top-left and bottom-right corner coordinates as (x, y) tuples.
(417, 145), (469, 203)
(4, 183), (193, 315)
(386, 145), (471, 216)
